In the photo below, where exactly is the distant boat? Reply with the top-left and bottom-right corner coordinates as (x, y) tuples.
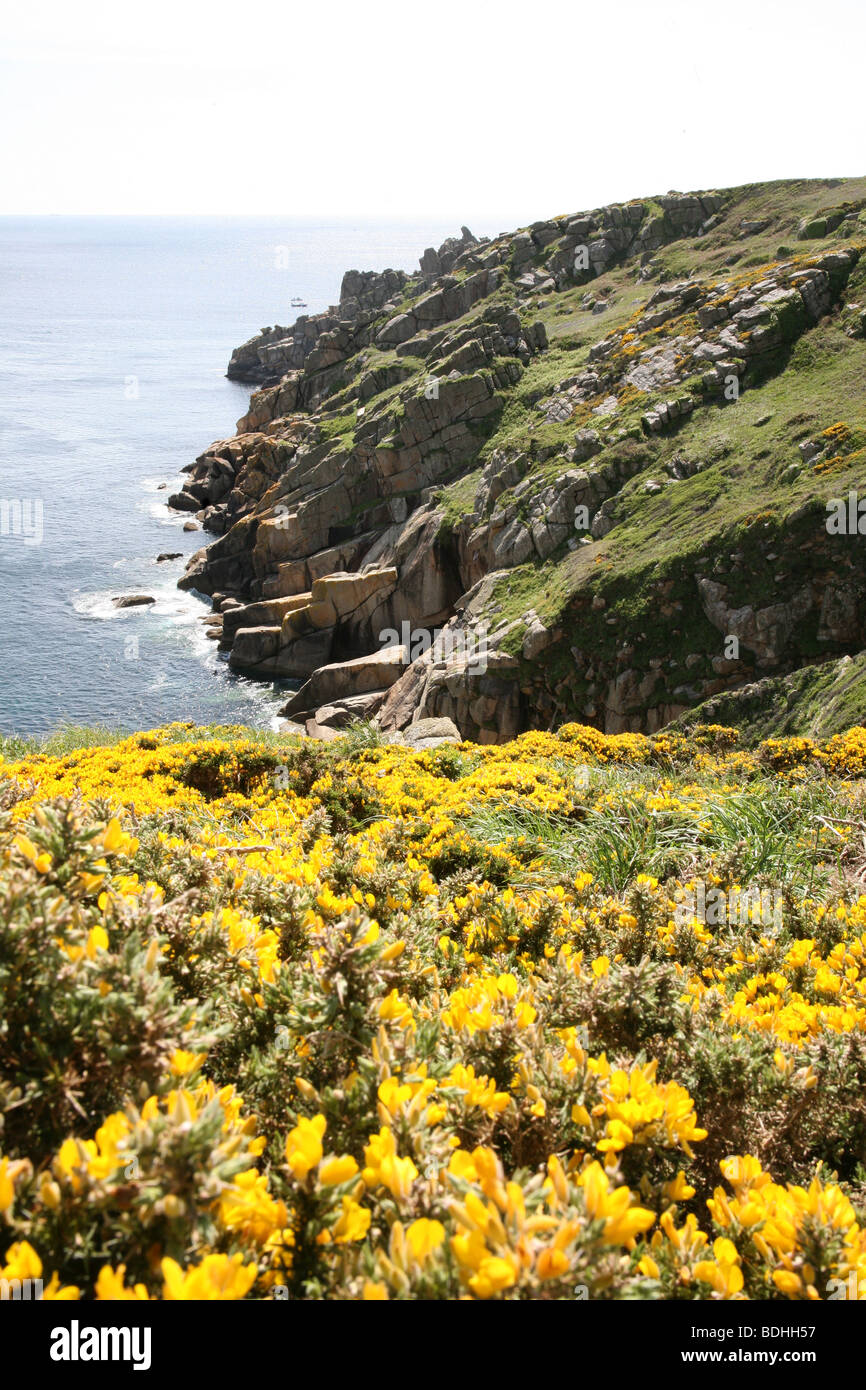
(290, 296), (307, 308)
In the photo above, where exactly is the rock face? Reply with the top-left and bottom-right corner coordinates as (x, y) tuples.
(221, 568), (400, 678)
(696, 578), (816, 666)
(281, 645), (410, 718)
(176, 179), (866, 740)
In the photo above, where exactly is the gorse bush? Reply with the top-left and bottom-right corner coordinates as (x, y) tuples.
(3, 721), (866, 1299)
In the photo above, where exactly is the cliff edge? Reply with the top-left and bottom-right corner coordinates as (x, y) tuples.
(175, 178), (866, 742)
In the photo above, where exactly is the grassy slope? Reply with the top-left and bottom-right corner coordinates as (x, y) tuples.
(673, 650), (866, 743)
(424, 178), (866, 738)
(476, 181), (866, 617)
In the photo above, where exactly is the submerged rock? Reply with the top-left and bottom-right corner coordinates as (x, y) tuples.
(112, 595), (155, 608)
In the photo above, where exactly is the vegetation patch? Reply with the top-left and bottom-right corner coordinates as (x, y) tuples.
(4, 723), (866, 1298)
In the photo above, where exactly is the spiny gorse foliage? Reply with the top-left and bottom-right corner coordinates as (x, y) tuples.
(3, 721), (866, 1299)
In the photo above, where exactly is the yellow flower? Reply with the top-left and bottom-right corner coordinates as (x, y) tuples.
(362, 1280), (388, 1299)
(332, 1197), (371, 1244)
(1, 1240), (42, 1280)
(663, 1171), (696, 1204)
(285, 1114), (327, 1180)
(14, 834), (52, 874)
(380, 1154), (419, 1200)
(694, 1238), (744, 1298)
(161, 1253), (257, 1300)
(448, 1149), (479, 1182)
(377, 1076), (412, 1114)
(0, 1242), (78, 1299)
(170, 1049), (207, 1077)
(378, 989), (414, 1028)
(537, 1247), (570, 1280)
(101, 818), (139, 856)
(217, 1169), (288, 1244)
(578, 1162), (656, 1246)
(773, 1270), (803, 1297)
(468, 1255), (518, 1299)
(0, 1157), (23, 1215)
(318, 1155), (359, 1187)
(406, 1218), (445, 1263)
(95, 1265), (150, 1300)
(362, 1127), (419, 1196)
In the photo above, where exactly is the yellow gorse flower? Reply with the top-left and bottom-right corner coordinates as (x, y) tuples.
(161, 1254), (257, 1300)
(284, 1115), (327, 1180)
(8, 719), (866, 1300)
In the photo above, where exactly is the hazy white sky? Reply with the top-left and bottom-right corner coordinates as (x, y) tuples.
(1, 0), (864, 224)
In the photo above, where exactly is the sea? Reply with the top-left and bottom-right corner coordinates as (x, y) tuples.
(0, 216), (480, 736)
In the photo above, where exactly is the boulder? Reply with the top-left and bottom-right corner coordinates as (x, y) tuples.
(402, 716), (462, 748)
(309, 567), (398, 620)
(168, 491), (201, 513)
(280, 645), (410, 717)
(228, 626), (281, 671)
(696, 576), (814, 665)
(273, 629), (335, 680)
(376, 313), (417, 347)
(112, 595), (155, 608)
(375, 617), (521, 744)
(222, 593), (312, 647)
(374, 655), (430, 731)
(312, 690), (389, 728)
(304, 719), (343, 742)
(522, 615), (556, 659)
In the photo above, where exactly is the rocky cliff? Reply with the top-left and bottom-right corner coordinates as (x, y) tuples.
(176, 178), (866, 741)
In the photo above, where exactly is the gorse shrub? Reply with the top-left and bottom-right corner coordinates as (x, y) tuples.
(3, 722), (866, 1299)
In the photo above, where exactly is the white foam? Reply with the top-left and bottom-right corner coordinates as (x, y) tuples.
(136, 474), (198, 526)
(72, 591), (125, 621)
(136, 495), (194, 526)
(140, 475), (183, 493)
(72, 584), (205, 623)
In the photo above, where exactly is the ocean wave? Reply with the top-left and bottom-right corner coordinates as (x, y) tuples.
(71, 586), (205, 623)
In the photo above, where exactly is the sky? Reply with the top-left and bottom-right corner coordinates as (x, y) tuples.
(1, 0), (864, 226)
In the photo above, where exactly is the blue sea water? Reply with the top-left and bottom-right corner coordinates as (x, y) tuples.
(0, 216), (471, 735)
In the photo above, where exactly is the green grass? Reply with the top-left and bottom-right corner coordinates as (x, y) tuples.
(435, 466), (483, 530)
(317, 412), (357, 442)
(474, 266), (866, 678)
(675, 652), (866, 744)
(460, 763), (846, 897)
(0, 724), (131, 760)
